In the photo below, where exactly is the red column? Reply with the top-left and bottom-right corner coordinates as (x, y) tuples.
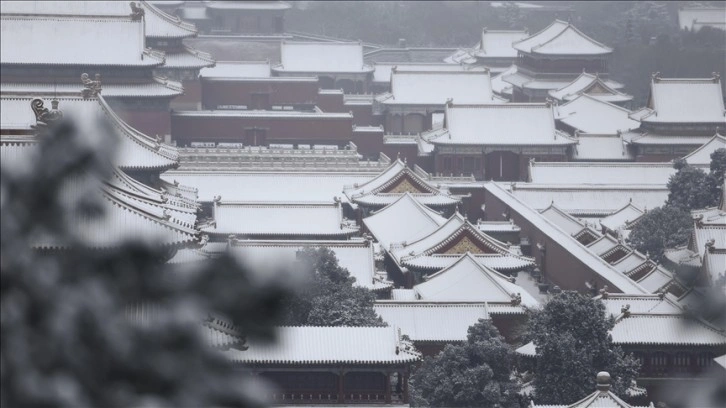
(337, 370), (345, 403)
(385, 372), (391, 404)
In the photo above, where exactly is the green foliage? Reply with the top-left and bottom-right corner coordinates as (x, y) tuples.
(667, 159), (714, 211)
(281, 247), (385, 327)
(706, 148), (726, 204)
(627, 205), (693, 262)
(528, 292), (640, 405)
(410, 319), (519, 407)
(0, 118), (295, 407)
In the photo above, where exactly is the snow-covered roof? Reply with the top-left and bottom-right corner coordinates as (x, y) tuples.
(343, 159), (458, 207)
(549, 72), (632, 103)
(413, 253), (539, 306)
(474, 29), (529, 58)
(599, 203), (644, 232)
(1, 141), (197, 249)
(0, 1), (199, 39)
(682, 133), (726, 166)
(161, 171), (372, 203)
(572, 133), (634, 161)
(642, 77), (726, 124)
(530, 373), (652, 408)
(160, 47), (215, 69)
(372, 62), (487, 83)
(0, 95), (179, 171)
(491, 65), (517, 96)
(509, 183), (668, 216)
(378, 71), (497, 105)
(528, 161), (677, 185)
(540, 204), (594, 236)
(427, 103), (576, 146)
(678, 7), (726, 31)
(612, 314), (726, 346)
(204, 202), (358, 238)
(485, 183), (649, 294)
(205, 1), (291, 11)
(624, 132), (715, 147)
(596, 293), (684, 317)
(502, 71), (573, 91)
(274, 42), (373, 74)
(224, 326), (420, 365)
(1, 80), (184, 98)
(225, 240), (391, 291)
(512, 20), (612, 56)
(374, 303), (489, 342)
(389, 212), (534, 271)
(555, 95), (640, 134)
(199, 61), (271, 78)
(0, 14), (163, 67)
(364, 193), (448, 250)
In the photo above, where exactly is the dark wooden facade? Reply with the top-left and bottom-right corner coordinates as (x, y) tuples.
(171, 111), (354, 147)
(201, 77), (319, 110)
(242, 365), (411, 405)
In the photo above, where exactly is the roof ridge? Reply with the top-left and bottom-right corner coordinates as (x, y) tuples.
(141, 0), (198, 35)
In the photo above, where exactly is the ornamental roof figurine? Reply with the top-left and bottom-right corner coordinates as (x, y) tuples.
(130, 2), (145, 21)
(30, 98), (63, 131)
(81, 73), (102, 99)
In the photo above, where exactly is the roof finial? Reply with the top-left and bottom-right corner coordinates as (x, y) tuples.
(651, 72), (661, 82)
(130, 2), (145, 20)
(31, 98), (64, 131)
(713, 72), (721, 83)
(596, 372), (611, 392)
(621, 304), (631, 317)
(599, 285), (609, 299)
(81, 73), (102, 99)
(446, 98), (454, 107)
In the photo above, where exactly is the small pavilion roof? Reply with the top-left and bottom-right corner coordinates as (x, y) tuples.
(0, 95), (179, 171)
(363, 193), (448, 250)
(549, 72), (632, 103)
(202, 202), (358, 238)
(555, 94), (640, 134)
(390, 212), (534, 271)
(343, 159), (459, 207)
(412, 253), (539, 306)
(599, 202), (644, 232)
(571, 133), (634, 161)
(427, 103), (576, 147)
(377, 70), (497, 105)
(539, 203), (598, 237)
(612, 314), (726, 346)
(373, 303), (489, 342)
(0, 14), (163, 67)
(474, 29), (529, 58)
(512, 20), (612, 56)
(642, 76), (726, 124)
(530, 372), (652, 408)
(224, 326), (420, 365)
(161, 46), (215, 69)
(273, 41), (373, 74)
(595, 293), (684, 317)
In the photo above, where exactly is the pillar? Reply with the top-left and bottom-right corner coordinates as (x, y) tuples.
(337, 370), (345, 403)
(402, 371), (409, 404)
(385, 372), (392, 404)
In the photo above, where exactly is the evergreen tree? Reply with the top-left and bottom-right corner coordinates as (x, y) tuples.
(1, 117), (295, 407)
(409, 319), (519, 407)
(706, 148), (726, 204)
(626, 205), (693, 263)
(666, 159), (714, 211)
(281, 247), (385, 327)
(528, 292), (640, 405)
